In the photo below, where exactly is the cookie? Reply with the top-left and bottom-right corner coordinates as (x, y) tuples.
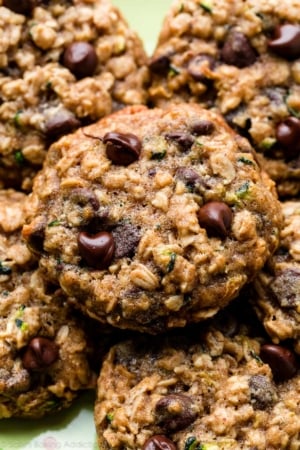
(0, 190), (96, 418)
(0, 189), (35, 289)
(94, 306), (300, 450)
(22, 103), (282, 333)
(148, 0), (300, 197)
(251, 200), (300, 354)
(0, 0), (149, 190)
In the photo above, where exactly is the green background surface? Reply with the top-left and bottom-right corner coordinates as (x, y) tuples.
(0, 1), (171, 449)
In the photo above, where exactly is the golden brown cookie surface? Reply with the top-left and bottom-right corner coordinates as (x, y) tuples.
(23, 104), (282, 333)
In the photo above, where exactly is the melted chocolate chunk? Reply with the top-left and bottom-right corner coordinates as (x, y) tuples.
(249, 374), (276, 410)
(112, 223), (141, 259)
(165, 132), (195, 151)
(270, 269), (300, 307)
(155, 394), (198, 431)
(176, 167), (202, 191)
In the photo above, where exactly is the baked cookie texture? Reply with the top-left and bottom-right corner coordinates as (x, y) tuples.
(0, 0), (149, 190)
(252, 200), (300, 353)
(0, 189), (96, 418)
(23, 103), (282, 333)
(148, 0), (300, 197)
(94, 305), (300, 450)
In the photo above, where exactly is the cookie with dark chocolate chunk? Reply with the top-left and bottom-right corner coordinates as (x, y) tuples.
(148, 0), (300, 197)
(95, 308), (300, 450)
(23, 103), (282, 333)
(0, 190), (96, 418)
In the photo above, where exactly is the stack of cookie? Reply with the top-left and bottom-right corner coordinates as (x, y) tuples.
(92, 1), (300, 448)
(0, 0), (299, 449)
(0, 0), (149, 420)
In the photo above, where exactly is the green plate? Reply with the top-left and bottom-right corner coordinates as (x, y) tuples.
(0, 1), (171, 449)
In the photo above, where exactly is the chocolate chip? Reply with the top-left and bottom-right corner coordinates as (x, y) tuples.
(198, 201), (232, 238)
(23, 223), (45, 254)
(187, 54), (216, 82)
(165, 132), (195, 151)
(142, 435), (176, 450)
(62, 42), (98, 79)
(276, 117), (300, 158)
(221, 31), (257, 68)
(103, 132), (141, 166)
(3, 0), (38, 14)
(249, 375), (276, 410)
(112, 223), (141, 259)
(190, 120), (215, 136)
(45, 110), (80, 140)
(22, 337), (59, 371)
(224, 106), (252, 140)
(176, 167), (201, 191)
(268, 24), (300, 60)
(155, 394), (198, 432)
(260, 344), (298, 382)
(78, 231), (115, 269)
(149, 55), (171, 74)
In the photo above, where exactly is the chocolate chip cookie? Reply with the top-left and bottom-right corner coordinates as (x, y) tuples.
(251, 200), (300, 354)
(0, 189), (96, 418)
(148, 0), (300, 197)
(0, 0), (149, 190)
(23, 103), (282, 333)
(95, 306), (300, 450)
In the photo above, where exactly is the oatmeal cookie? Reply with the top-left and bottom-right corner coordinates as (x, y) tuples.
(148, 0), (300, 197)
(251, 200), (300, 354)
(0, 0), (149, 190)
(23, 103), (282, 333)
(95, 306), (300, 450)
(0, 189), (96, 418)
(0, 189), (35, 288)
